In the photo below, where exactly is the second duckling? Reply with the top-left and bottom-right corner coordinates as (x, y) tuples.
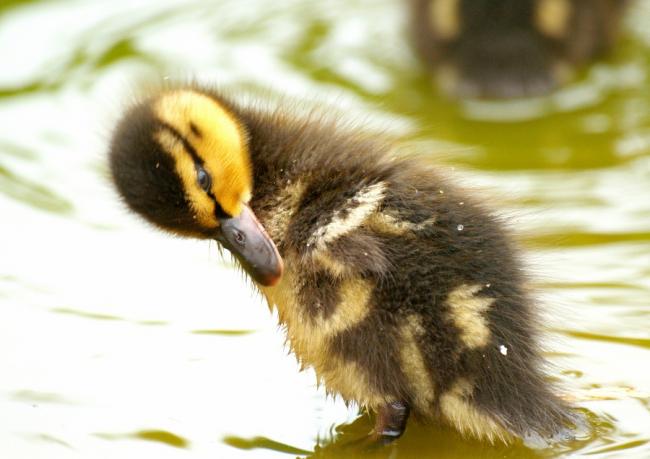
(109, 85), (578, 446)
(410, 0), (629, 98)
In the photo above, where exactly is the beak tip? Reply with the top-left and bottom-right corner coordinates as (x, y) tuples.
(217, 204), (284, 287)
(259, 257), (284, 287)
(262, 274), (281, 287)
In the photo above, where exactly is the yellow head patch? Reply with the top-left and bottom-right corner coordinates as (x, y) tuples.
(154, 90), (252, 227)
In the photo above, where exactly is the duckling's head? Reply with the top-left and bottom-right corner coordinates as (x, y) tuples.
(109, 87), (283, 286)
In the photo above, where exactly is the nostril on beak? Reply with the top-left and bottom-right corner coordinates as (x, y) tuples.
(232, 229), (246, 247)
(216, 204), (283, 286)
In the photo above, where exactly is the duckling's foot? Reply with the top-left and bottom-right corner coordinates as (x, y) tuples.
(371, 401), (410, 444)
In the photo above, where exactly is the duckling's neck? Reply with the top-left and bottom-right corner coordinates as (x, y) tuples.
(233, 105), (392, 251)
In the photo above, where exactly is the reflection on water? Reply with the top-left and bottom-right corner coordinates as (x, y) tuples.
(0, 163), (73, 213)
(0, 0), (649, 458)
(224, 435), (313, 455)
(191, 329), (256, 336)
(96, 430), (190, 449)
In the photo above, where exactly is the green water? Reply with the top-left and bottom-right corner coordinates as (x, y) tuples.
(1, 0), (649, 458)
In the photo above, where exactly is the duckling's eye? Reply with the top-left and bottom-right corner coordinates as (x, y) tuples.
(196, 166), (212, 192)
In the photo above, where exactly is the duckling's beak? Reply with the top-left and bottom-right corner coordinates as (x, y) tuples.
(215, 205), (284, 287)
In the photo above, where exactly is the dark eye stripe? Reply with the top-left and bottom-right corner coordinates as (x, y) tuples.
(189, 122), (202, 138)
(213, 201), (229, 219)
(157, 121), (231, 219)
(158, 121), (203, 165)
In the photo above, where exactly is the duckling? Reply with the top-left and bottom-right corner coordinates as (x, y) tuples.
(108, 85), (577, 445)
(410, 0), (629, 98)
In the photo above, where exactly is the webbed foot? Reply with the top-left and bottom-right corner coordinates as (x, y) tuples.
(371, 401), (410, 445)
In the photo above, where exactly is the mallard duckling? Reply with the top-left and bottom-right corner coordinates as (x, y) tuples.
(108, 85), (577, 445)
(410, 0), (629, 98)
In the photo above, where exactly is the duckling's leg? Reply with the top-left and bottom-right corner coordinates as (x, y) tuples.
(372, 401), (410, 443)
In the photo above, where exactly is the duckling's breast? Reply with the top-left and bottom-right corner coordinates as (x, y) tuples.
(254, 178), (405, 408)
(260, 260), (396, 407)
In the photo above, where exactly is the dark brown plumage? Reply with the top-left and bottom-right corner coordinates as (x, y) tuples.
(410, 0), (629, 98)
(108, 85), (579, 446)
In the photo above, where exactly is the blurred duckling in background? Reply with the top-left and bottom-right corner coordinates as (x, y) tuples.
(410, 0), (629, 98)
(109, 85), (578, 446)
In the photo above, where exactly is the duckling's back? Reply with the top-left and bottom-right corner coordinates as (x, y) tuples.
(224, 98), (576, 444)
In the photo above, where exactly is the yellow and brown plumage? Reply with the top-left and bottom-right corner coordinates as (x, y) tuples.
(410, 0), (629, 98)
(109, 85), (578, 445)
